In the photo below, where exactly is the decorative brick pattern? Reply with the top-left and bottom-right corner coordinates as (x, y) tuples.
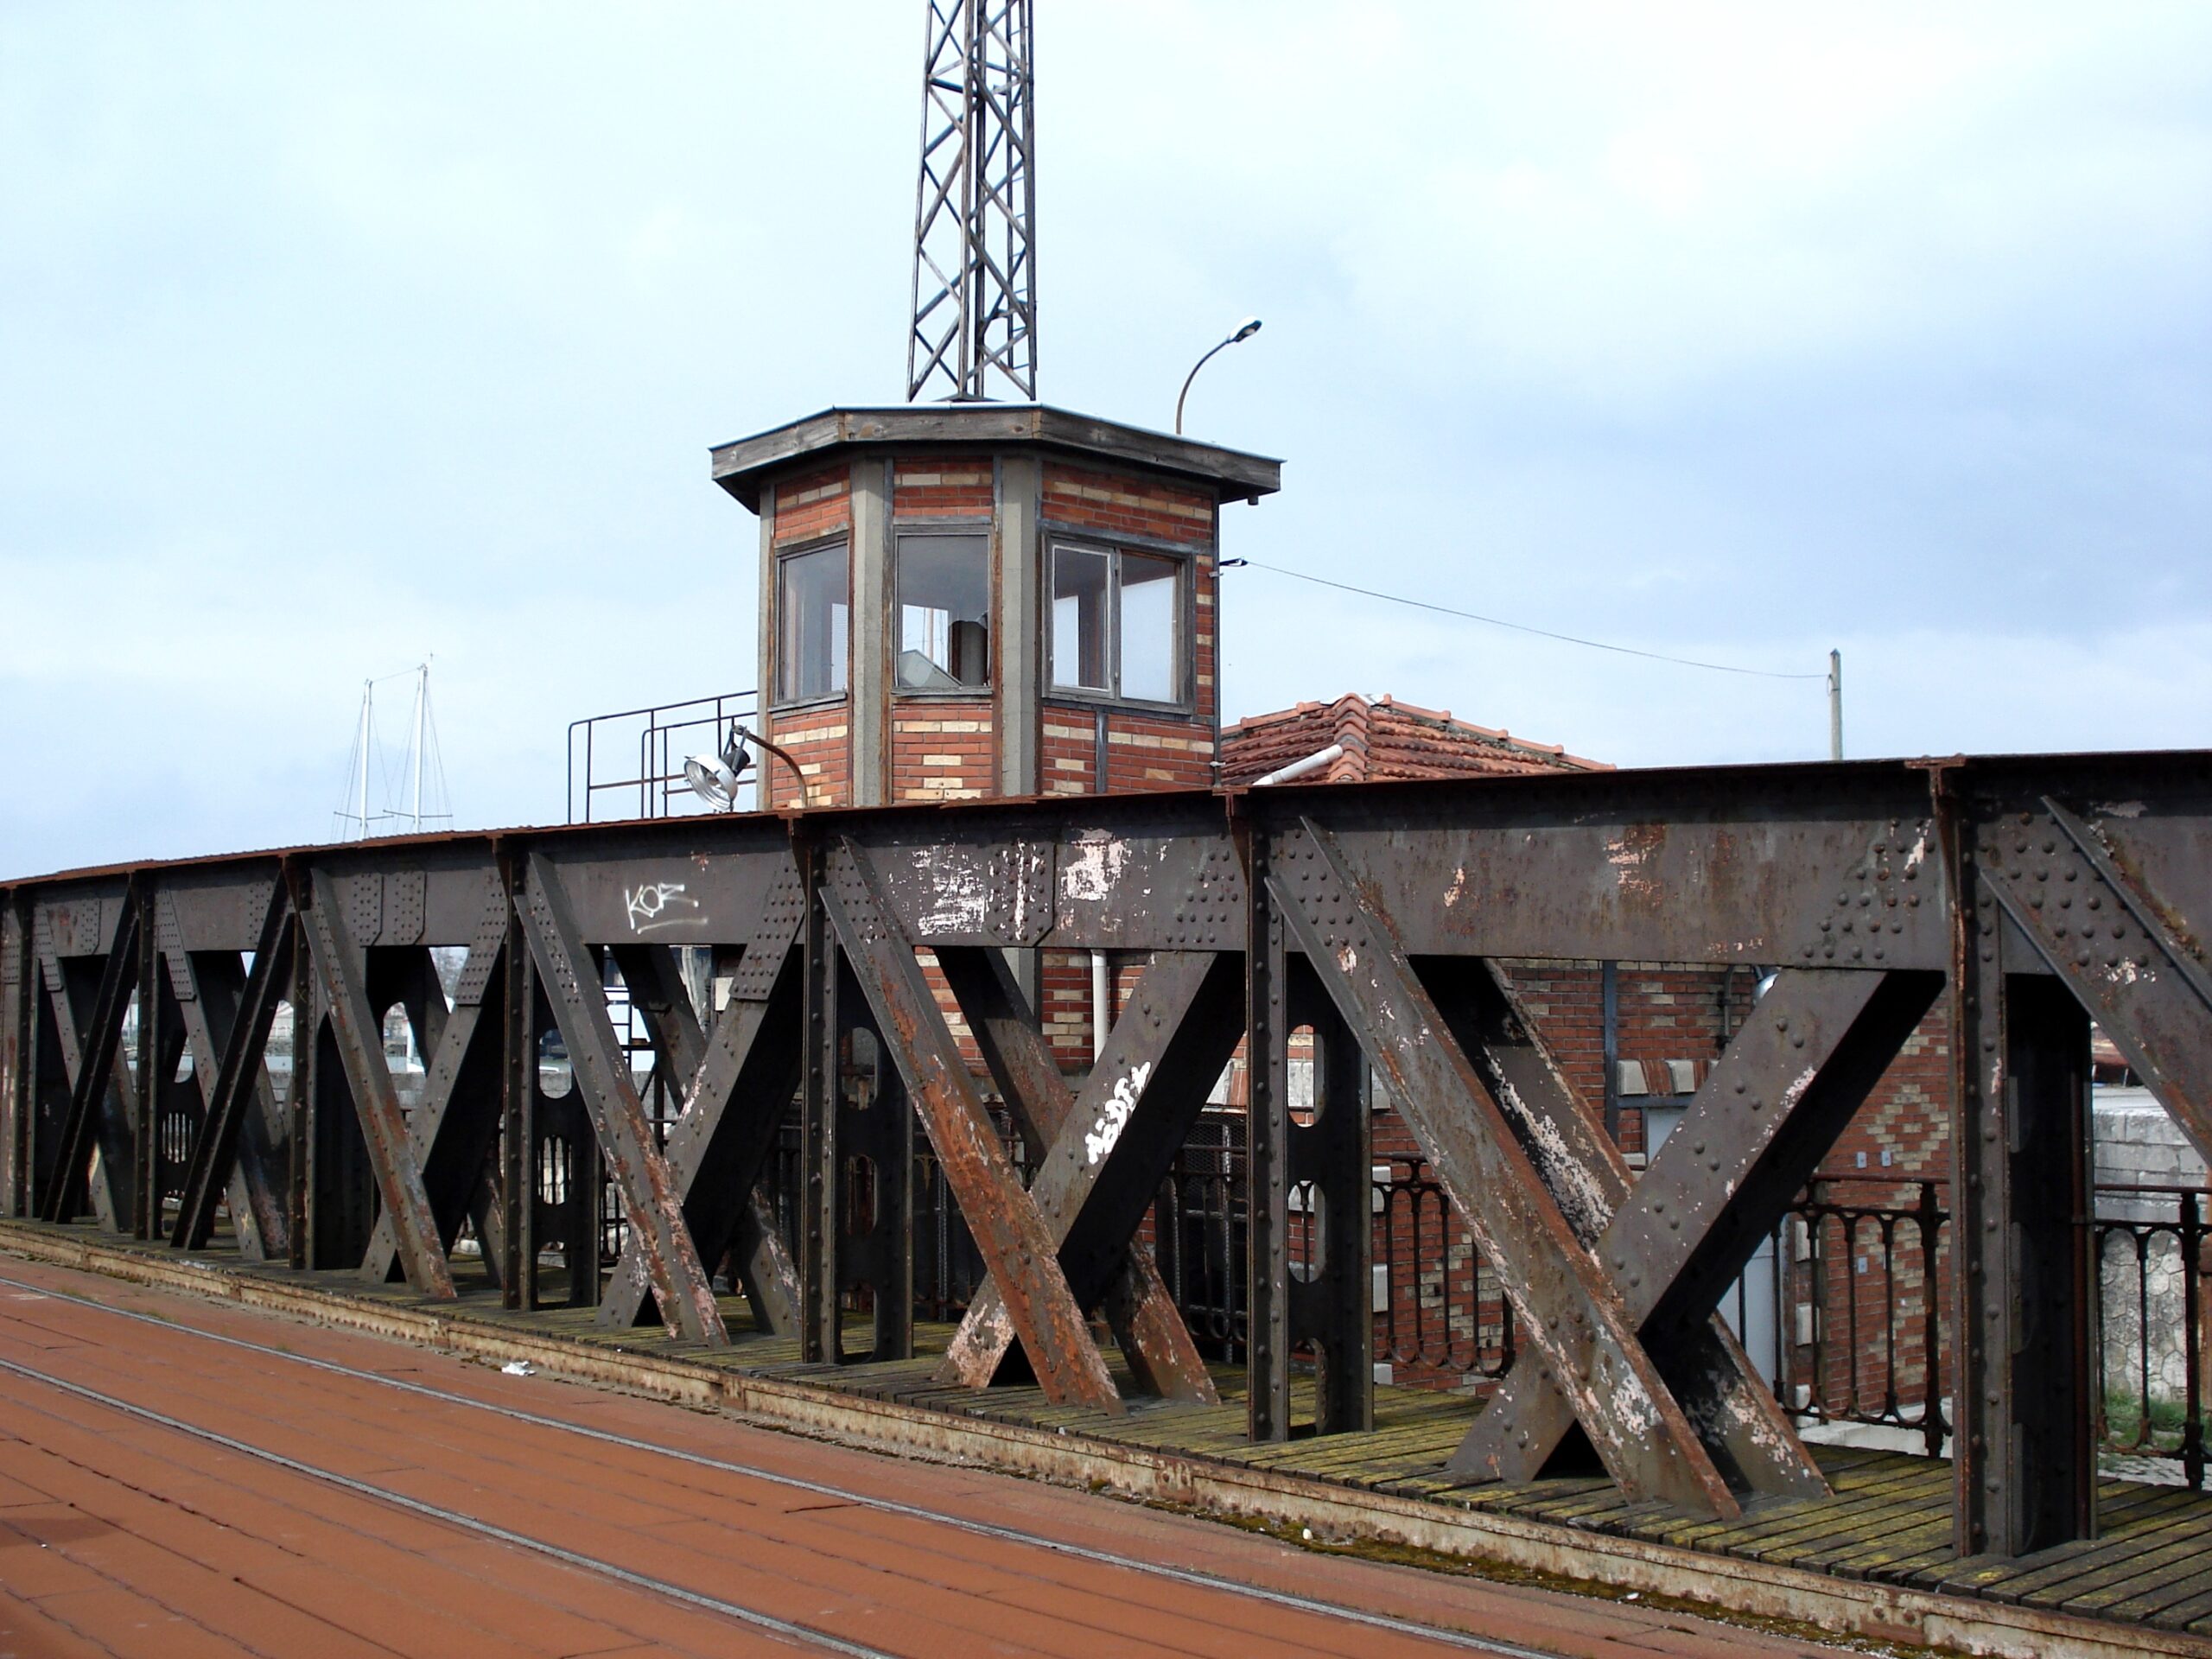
(763, 704), (850, 810)
(892, 700), (994, 803)
(893, 456), (993, 520)
(772, 465), (850, 546)
(1103, 712), (1215, 791)
(1041, 462), (1211, 546)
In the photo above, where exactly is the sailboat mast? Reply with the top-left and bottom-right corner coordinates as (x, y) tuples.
(410, 663), (428, 833)
(355, 681), (373, 840)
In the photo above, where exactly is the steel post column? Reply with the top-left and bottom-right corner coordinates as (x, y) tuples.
(1, 899), (26, 1220)
(1947, 797), (2096, 1559)
(835, 963), (912, 1363)
(1287, 962), (1372, 1434)
(1244, 823), (1292, 1442)
(500, 854), (536, 1311)
(799, 840), (841, 1363)
(132, 891), (158, 1240)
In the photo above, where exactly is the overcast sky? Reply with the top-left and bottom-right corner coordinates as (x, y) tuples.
(3, 2), (2208, 876)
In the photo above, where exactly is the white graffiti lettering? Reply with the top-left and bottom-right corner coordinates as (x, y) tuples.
(1083, 1060), (1154, 1166)
(624, 881), (702, 935)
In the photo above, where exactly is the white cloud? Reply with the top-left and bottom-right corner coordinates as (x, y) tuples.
(1, 1), (2207, 875)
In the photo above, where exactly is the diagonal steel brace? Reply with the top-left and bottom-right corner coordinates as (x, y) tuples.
(597, 941), (802, 1336)
(169, 883), (295, 1254)
(930, 945), (1218, 1403)
(1980, 797), (2212, 1162)
(40, 886), (142, 1227)
(292, 868), (454, 1298)
(1450, 966), (1933, 1491)
(823, 839), (1123, 1413)
(519, 853), (727, 1344)
(1270, 817), (1738, 1516)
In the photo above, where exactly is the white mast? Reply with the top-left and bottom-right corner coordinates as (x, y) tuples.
(354, 680), (373, 840)
(410, 661), (429, 833)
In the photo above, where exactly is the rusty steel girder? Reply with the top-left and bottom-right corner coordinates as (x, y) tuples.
(2, 753), (2208, 1561)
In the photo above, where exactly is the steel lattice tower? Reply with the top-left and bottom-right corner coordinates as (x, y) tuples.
(906, 0), (1036, 403)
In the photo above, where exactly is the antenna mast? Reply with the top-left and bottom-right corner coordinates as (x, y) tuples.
(906, 0), (1036, 403)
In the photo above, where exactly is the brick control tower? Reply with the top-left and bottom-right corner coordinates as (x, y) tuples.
(711, 408), (1279, 810)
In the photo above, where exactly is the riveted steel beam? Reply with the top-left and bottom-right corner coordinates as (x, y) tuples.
(291, 868), (454, 1298)
(598, 939), (803, 1336)
(41, 884), (142, 1227)
(169, 883), (294, 1253)
(823, 837), (1123, 1413)
(518, 853), (726, 1344)
(1981, 795), (2212, 1161)
(931, 944), (1220, 1403)
(1268, 816), (1736, 1516)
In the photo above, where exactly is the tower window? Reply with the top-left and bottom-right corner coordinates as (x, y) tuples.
(896, 532), (990, 690)
(776, 540), (849, 704)
(1050, 542), (1184, 704)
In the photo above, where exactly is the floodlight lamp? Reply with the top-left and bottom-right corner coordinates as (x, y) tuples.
(684, 753), (741, 810)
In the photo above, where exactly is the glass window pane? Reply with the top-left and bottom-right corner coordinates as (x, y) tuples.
(1051, 544), (1110, 692)
(1117, 551), (1179, 702)
(897, 533), (990, 690)
(777, 542), (849, 702)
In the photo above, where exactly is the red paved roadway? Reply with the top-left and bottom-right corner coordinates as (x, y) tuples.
(0, 1256), (1847, 1658)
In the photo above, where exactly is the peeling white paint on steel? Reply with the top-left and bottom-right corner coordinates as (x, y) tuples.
(1060, 831), (1128, 906)
(912, 848), (992, 933)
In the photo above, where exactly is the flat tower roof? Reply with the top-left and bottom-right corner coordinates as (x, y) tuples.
(709, 404), (1282, 512)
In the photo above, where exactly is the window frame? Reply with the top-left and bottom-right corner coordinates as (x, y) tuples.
(1045, 537), (1193, 711)
(771, 535), (853, 711)
(892, 524), (995, 699)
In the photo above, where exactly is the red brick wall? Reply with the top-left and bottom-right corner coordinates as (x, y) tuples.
(893, 456), (993, 519)
(765, 704), (849, 810)
(1042, 462), (1212, 546)
(1103, 710), (1214, 791)
(892, 700), (994, 804)
(1041, 713), (1097, 798)
(773, 465), (850, 546)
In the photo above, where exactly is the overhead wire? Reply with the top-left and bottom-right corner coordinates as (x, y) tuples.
(1221, 558), (1826, 682)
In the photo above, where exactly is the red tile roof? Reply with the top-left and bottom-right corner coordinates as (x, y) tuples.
(1217, 693), (1607, 786)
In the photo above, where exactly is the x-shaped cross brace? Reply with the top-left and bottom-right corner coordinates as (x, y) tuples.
(1271, 817), (1936, 1515)
(356, 882), (507, 1285)
(821, 838), (1126, 1412)
(168, 881), (294, 1255)
(39, 887), (143, 1230)
(595, 935), (804, 1336)
(928, 944), (1228, 1404)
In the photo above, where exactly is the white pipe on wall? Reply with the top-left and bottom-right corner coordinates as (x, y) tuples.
(1090, 950), (1110, 1060)
(1251, 743), (1344, 787)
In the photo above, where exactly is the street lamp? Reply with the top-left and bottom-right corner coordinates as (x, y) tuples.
(1174, 317), (1262, 435)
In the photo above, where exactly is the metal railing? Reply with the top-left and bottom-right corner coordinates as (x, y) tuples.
(2096, 1183), (2208, 1488)
(1782, 1177), (1949, 1458)
(567, 691), (756, 823)
(614, 1106), (2208, 1489)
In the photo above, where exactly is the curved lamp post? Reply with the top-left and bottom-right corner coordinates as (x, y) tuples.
(1174, 317), (1262, 435)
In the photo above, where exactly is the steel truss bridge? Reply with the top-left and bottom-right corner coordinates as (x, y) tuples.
(7, 752), (2212, 1630)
